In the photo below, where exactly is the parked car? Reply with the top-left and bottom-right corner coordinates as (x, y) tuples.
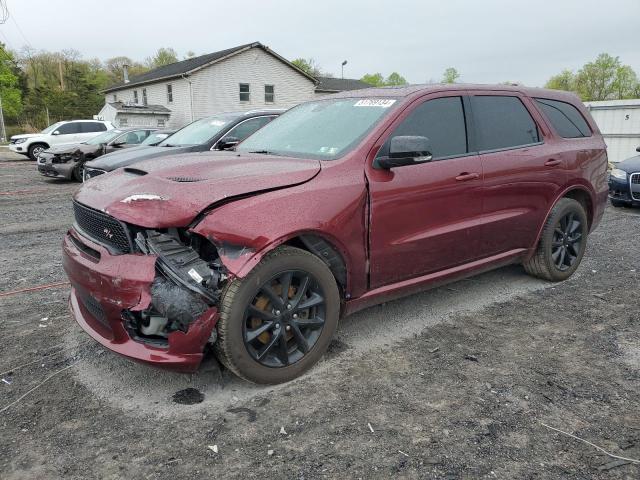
(37, 128), (158, 181)
(63, 85), (607, 384)
(9, 120), (115, 160)
(82, 110), (283, 180)
(608, 146), (640, 207)
(140, 129), (176, 146)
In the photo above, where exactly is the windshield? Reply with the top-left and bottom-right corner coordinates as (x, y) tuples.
(159, 114), (239, 147)
(142, 131), (170, 145)
(41, 122), (64, 134)
(237, 98), (398, 160)
(85, 130), (123, 145)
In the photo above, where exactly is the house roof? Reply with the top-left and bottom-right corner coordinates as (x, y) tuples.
(315, 76), (371, 92)
(103, 42), (317, 93)
(109, 102), (171, 115)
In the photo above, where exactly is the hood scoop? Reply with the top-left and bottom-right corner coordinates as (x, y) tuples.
(124, 167), (148, 176)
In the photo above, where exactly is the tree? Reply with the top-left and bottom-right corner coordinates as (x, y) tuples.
(104, 56), (148, 84)
(146, 48), (178, 68)
(575, 53), (620, 101)
(291, 57), (321, 77)
(0, 44), (23, 120)
(442, 67), (460, 84)
(361, 72), (407, 87)
(184, 51), (196, 59)
(545, 69), (575, 92)
(612, 65), (638, 99)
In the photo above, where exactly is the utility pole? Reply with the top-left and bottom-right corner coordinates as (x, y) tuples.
(45, 106), (50, 126)
(0, 95), (6, 143)
(341, 60), (348, 79)
(58, 59), (64, 91)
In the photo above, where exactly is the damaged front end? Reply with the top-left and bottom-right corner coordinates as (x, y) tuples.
(63, 213), (229, 372)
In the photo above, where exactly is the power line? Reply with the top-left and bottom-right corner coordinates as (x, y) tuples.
(10, 10), (31, 49)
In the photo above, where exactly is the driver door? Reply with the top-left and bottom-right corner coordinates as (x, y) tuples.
(366, 94), (484, 289)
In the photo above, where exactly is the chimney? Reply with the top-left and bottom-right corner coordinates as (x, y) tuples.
(123, 64), (130, 84)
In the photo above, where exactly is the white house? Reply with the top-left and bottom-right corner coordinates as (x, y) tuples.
(585, 99), (640, 163)
(100, 42), (369, 129)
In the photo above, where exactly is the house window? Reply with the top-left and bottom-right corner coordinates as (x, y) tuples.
(265, 85), (275, 103)
(239, 83), (250, 102)
(157, 119), (165, 127)
(119, 118), (128, 127)
(142, 88), (148, 106)
(112, 94), (117, 102)
(167, 84), (173, 103)
(133, 90), (138, 103)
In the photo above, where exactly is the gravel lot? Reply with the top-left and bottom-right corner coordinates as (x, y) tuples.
(1, 151), (639, 479)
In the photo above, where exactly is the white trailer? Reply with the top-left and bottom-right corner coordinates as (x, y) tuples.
(585, 99), (640, 164)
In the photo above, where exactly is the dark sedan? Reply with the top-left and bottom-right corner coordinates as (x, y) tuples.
(37, 128), (157, 181)
(82, 109), (284, 181)
(608, 146), (640, 207)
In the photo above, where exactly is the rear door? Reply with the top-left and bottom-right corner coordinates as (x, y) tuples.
(367, 93), (484, 288)
(78, 122), (108, 142)
(469, 93), (566, 254)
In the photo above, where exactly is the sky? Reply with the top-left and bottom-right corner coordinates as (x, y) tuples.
(1, 0), (639, 87)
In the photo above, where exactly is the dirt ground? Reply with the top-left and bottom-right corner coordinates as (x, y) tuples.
(1, 150), (639, 479)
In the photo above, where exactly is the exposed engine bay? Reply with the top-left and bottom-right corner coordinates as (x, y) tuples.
(123, 229), (227, 344)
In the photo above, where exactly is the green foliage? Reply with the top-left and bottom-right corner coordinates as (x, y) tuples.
(442, 67), (460, 84)
(0, 45), (23, 120)
(146, 48), (179, 68)
(291, 58), (321, 77)
(545, 53), (640, 101)
(104, 56), (148, 85)
(361, 72), (408, 87)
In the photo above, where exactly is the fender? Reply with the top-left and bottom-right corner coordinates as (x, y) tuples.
(190, 164), (370, 299)
(524, 182), (597, 261)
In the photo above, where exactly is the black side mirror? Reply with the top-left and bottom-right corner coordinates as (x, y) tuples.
(374, 136), (433, 169)
(636, 146), (640, 153)
(217, 136), (240, 151)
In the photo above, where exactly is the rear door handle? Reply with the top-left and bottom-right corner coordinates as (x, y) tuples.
(545, 158), (562, 167)
(455, 172), (480, 181)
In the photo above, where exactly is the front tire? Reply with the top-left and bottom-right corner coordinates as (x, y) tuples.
(72, 163), (84, 182)
(214, 246), (340, 384)
(524, 198), (588, 282)
(28, 143), (47, 161)
(610, 198), (627, 208)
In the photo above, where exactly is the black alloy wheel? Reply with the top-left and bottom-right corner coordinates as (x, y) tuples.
(243, 270), (326, 368)
(551, 212), (583, 271)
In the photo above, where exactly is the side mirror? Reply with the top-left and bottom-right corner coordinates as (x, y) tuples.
(217, 136), (240, 151)
(52, 130), (60, 136)
(636, 146), (640, 153)
(374, 136), (433, 169)
(111, 140), (126, 147)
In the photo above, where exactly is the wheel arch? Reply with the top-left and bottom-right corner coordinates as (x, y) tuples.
(29, 141), (50, 150)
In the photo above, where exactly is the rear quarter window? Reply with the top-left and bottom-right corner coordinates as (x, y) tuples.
(534, 98), (592, 138)
(471, 96), (540, 151)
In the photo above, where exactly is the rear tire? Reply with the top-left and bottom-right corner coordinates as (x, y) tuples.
(72, 163), (84, 182)
(523, 198), (588, 282)
(214, 246), (340, 384)
(610, 198), (626, 208)
(28, 143), (47, 161)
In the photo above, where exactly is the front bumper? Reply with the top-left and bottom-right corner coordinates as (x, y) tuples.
(9, 143), (26, 153)
(608, 174), (640, 205)
(62, 228), (218, 372)
(37, 155), (76, 179)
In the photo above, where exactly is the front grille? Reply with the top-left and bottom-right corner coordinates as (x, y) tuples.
(631, 173), (640, 201)
(73, 201), (131, 253)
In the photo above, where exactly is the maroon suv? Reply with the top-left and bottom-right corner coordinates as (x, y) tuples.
(63, 85), (607, 384)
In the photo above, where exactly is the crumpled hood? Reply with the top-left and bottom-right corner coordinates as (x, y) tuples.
(44, 143), (100, 156)
(75, 152), (321, 228)
(85, 145), (193, 171)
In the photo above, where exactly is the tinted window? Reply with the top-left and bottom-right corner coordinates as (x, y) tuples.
(534, 98), (591, 138)
(377, 96), (467, 159)
(57, 122), (82, 134)
(471, 96), (539, 151)
(224, 116), (275, 142)
(81, 122), (107, 133)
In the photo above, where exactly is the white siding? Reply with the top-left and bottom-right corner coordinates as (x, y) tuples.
(585, 100), (640, 163)
(103, 46), (317, 129)
(187, 48), (316, 119)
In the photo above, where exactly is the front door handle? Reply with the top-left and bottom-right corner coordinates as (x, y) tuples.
(455, 172), (480, 181)
(545, 158), (562, 167)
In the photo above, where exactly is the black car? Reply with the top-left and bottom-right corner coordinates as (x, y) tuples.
(608, 146), (640, 207)
(83, 109), (284, 180)
(37, 128), (158, 181)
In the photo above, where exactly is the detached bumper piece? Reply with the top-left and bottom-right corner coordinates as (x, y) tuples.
(63, 223), (223, 372)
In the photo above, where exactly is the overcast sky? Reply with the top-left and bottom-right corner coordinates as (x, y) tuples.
(2, 0), (639, 87)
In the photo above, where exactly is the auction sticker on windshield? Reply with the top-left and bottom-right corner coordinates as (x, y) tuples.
(354, 99), (396, 108)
